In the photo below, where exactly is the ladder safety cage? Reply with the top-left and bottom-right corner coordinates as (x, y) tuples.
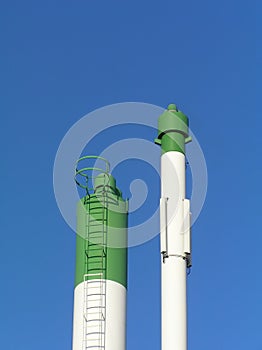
(75, 156), (110, 195)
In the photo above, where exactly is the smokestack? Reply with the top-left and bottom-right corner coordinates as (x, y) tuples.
(155, 104), (192, 350)
(72, 156), (128, 350)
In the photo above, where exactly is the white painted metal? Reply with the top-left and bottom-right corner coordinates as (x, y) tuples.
(72, 279), (126, 350)
(160, 197), (168, 254)
(183, 199), (191, 256)
(160, 151), (190, 350)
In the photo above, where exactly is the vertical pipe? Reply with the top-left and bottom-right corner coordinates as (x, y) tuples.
(155, 104), (191, 350)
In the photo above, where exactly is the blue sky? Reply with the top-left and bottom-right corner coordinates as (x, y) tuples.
(1, 0), (259, 349)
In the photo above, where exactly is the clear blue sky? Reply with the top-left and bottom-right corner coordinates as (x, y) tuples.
(1, 0), (260, 349)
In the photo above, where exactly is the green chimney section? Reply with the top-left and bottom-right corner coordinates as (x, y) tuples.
(74, 156), (128, 289)
(155, 104), (191, 154)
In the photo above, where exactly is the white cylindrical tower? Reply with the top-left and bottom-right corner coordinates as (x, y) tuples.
(155, 104), (192, 350)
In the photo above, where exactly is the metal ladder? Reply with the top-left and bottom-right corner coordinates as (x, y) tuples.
(83, 191), (108, 350)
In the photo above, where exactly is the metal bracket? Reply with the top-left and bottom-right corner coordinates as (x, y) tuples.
(163, 253), (191, 268)
(161, 251), (168, 263)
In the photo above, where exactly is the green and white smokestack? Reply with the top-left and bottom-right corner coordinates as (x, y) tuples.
(155, 104), (192, 350)
(72, 156), (128, 350)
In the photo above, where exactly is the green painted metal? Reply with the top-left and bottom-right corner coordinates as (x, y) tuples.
(74, 157), (128, 289)
(155, 104), (190, 154)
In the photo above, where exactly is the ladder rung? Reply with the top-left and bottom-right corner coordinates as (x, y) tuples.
(86, 306), (105, 310)
(87, 233), (106, 237)
(87, 242), (105, 246)
(87, 232), (105, 236)
(87, 231), (106, 235)
(88, 207), (106, 211)
(86, 331), (105, 336)
(88, 218), (107, 222)
(86, 266), (105, 271)
(86, 255), (106, 259)
(86, 293), (106, 297)
(87, 222), (106, 226)
(85, 344), (105, 348)
(86, 198), (117, 204)
(87, 268), (105, 272)
(85, 318), (105, 323)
